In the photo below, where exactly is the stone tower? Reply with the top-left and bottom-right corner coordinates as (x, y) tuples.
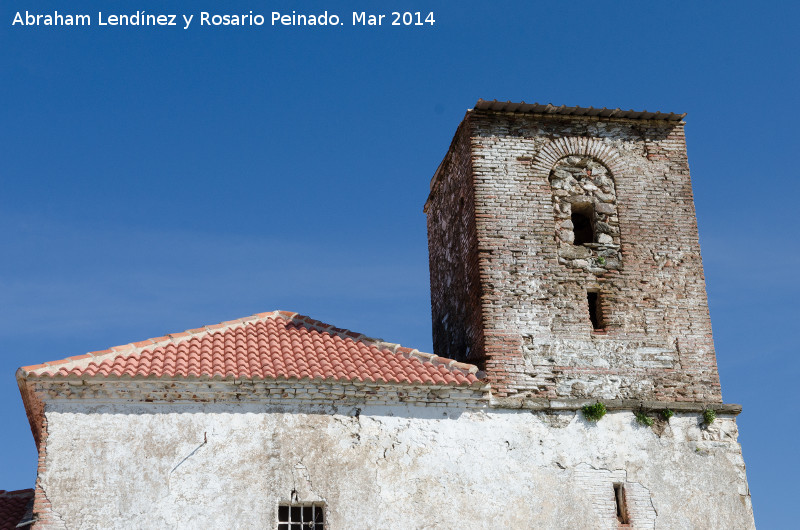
(425, 100), (722, 403)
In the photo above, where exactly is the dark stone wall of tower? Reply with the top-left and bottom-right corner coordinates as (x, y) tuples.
(427, 110), (723, 403)
(425, 119), (484, 365)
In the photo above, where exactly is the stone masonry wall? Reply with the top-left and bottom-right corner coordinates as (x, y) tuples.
(427, 111), (722, 402)
(549, 155), (622, 270)
(33, 397), (753, 529)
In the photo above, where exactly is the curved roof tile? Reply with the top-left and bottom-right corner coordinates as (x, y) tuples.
(19, 311), (484, 387)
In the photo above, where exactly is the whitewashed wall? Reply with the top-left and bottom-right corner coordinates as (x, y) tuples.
(35, 400), (753, 529)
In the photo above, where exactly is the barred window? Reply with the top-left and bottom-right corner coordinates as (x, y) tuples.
(277, 503), (325, 530)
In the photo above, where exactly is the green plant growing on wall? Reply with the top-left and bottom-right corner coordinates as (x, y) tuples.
(582, 402), (607, 422)
(702, 409), (716, 425)
(635, 410), (654, 426)
(596, 256), (606, 265)
(661, 408), (674, 421)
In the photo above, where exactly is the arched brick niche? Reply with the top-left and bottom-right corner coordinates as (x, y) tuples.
(532, 138), (626, 273)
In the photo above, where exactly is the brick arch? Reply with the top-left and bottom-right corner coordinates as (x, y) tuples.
(539, 138), (624, 271)
(531, 137), (626, 178)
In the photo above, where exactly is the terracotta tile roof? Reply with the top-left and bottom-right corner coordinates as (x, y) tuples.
(0, 489), (33, 530)
(473, 99), (686, 122)
(19, 311), (483, 387)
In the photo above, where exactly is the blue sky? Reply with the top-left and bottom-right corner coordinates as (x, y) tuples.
(2, 0), (798, 525)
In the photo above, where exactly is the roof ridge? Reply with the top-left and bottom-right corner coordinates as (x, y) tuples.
(0, 489), (35, 495)
(19, 310), (295, 376)
(20, 310), (481, 380)
(286, 314), (480, 378)
(473, 98), (686, 122)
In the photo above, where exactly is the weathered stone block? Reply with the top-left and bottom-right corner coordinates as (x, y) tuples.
(559, 246), (593, 259)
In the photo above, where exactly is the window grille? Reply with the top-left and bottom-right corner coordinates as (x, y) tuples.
(277, 503), (325, 530)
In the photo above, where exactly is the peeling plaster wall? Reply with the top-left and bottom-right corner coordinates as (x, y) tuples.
(36, 401), (753, 529)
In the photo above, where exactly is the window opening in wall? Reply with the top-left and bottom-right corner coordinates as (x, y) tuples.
(277, 503), (325, 530)
(588, 291), (604, 331)
(613, 483), (629, 525)
(571, 203), (594, 245)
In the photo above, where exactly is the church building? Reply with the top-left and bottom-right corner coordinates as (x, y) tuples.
(11, 100), (755, 529)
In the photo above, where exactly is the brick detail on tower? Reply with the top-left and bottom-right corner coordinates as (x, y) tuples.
(425, 108), (722, 402)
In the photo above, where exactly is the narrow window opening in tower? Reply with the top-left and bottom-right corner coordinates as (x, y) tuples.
(613, 483), (629, 525)
(588, 291), (604, 331)
(571, 204), (594, 245)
